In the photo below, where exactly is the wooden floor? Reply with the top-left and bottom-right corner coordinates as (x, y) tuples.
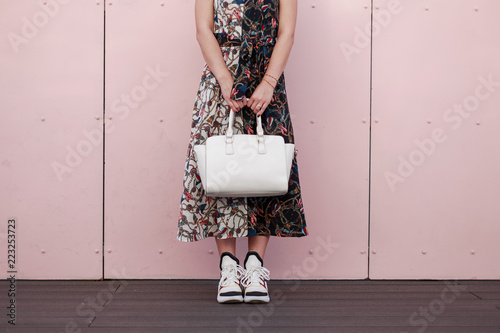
(1, 279), (500, 332)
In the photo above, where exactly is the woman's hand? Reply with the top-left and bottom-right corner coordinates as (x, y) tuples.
(219, 76), (245, 112)
(246, 80), (275, 116)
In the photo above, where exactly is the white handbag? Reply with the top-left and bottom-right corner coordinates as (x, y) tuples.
(193, 109), (295, 197)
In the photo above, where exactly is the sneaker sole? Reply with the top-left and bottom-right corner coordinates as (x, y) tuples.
(217, 295), (244, 304)
(244, 295), (270, 303)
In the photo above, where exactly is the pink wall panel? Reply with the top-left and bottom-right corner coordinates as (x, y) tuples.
(103, 0), (208, 278)
(0, 0), (104, 278)
(276, 0), (371, 279)
(104, 0), (371, 279)
(370, 0), (500, 278)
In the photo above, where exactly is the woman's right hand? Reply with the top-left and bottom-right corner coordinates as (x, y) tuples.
(219, 76), (245, 112)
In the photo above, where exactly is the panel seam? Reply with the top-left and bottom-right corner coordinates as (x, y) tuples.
(367, 0), (374, 279)
(101, 0), (107, 280)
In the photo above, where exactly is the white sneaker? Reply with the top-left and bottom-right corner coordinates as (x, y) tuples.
(241, 251), (270, 303)
(217, 252), (245, 304)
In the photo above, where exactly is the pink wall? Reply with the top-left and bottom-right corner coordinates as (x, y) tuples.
(1, 0), (104, 279)
(370, 0), (500, 279)
(0, 0), (499, 280)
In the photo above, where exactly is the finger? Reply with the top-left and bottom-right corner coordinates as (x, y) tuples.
(232, 98), (243, 112)
(236, 99), (244, 110)
(246, 96), (254, 110)
(255, 101), (266, 114)
(249, 98), (260, 112)
(232, 97), (245, 110)
(225, 99), (234, 111)
(249, 94), (260, 106)
(228, 100), (239, 112)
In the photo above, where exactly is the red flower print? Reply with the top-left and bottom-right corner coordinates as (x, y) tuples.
(183, 189), (193, 202)
(246, 124), (254, 134)
(230, 87), (238, 98)
(233, 8), (241, 20)
(250, 211), (257, 226)
(278, 123), (287, 135)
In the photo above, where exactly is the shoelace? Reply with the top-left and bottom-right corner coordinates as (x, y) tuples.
(220, 264), (245, 287)
(240, 266), (270, 287)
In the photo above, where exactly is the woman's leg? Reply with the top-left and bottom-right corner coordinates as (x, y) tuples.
(247, 235), (270, 258)
(215, 237), (237, 256)
(215, 237), (243, 303)
(243, 235), (271, 303)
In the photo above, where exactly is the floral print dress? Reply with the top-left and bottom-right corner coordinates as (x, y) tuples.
(177, 0), (308, 242)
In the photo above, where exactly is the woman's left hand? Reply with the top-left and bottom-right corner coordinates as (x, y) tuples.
(245, 81), (275, 116)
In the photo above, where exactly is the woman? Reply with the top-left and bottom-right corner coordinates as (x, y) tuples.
(177, 0), (307, 304)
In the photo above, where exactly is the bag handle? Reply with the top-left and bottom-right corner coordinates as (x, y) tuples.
(225, 109), (266, 155)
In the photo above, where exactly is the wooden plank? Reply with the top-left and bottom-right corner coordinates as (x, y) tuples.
(3, 325), (500, 333)
(0, 279), (478, 285)
(91, 291), (479, 301)
(91, 306), (500, 317)
(13, 305), (500, 318)
(12, 299), (106, 308)
(454, 280), (500, 285)
(2, 317), (92, 327)
(99, 298), (500, 308)
(451, 282), (500, 290)
(91, 284), (475, 293)
(6, 309), (93, 317)
(3, 328), (500, 333)
(2, 280), (494, 289)
(0, 280), (105, 286)
(6, 285), (120, 292)
(468, 292), (500, 300)
(11, 287), (480, 298)
(15, 291), (117, 300)
(88, 315), (500, 327)
(1, 279), (496, 284)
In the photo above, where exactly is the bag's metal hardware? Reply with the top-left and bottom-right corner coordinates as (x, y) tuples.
(225, 137), (234, 155)
(256, 115), (266, 154)
(258, 136), (266, 154)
